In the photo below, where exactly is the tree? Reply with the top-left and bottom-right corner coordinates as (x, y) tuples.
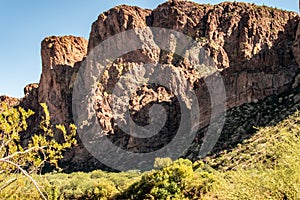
(0, 103), (77, 199)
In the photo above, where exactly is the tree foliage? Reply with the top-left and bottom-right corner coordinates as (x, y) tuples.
(0, 103), (77, 199)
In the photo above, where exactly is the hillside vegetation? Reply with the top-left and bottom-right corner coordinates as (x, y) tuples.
(1, 105), (299, 199)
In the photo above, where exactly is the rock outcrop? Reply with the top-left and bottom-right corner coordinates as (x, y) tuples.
(21, 83), (39, 111)
(38, 36), (88, 125)
(0, 96), (20, 111)
(88, 5), (152, 53)
(85, 1), (300, 158)
(11, 1), (300, 171)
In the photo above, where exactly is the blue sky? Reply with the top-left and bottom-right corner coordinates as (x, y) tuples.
(0, 0), (298, 98)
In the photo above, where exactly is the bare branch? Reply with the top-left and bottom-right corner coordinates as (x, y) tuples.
(0, 159), (47, 200)
(0, 146), (46, 162)
(0, 138), (12, 151)
(0, 178), (17, 191)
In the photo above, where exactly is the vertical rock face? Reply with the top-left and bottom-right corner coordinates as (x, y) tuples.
(293, 20), (300, 66)
(11, 1), (300, 171)
(20, 83), (39, 128)
(88, 5), (152, 53)
(38, 36), (88, 124)
(86, 1), (300, 159)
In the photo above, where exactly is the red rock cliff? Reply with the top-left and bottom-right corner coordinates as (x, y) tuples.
(17, 1), (300, 171)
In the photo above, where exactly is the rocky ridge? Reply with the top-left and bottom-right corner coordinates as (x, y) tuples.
(2, 1), (300, 171)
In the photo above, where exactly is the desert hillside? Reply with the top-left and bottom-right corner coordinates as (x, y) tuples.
(1, 1), (300, 198)
(2, 0), (300, 172)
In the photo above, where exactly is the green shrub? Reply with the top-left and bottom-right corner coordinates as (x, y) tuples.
(154, 157), (173, 169)
(119, 159), (217, 199)
(40, 170), (141, 200)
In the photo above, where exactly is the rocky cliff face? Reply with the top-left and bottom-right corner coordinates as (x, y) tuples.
(293, 17), (300, 66)
(15, 1), (300, 171)
(38, 36), (88, 125)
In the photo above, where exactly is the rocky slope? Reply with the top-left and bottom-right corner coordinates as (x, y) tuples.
(3, 1), (300, 171)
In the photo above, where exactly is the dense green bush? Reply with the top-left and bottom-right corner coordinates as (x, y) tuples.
(153, 157), (173, 169)
(43, 171), (141, 200)
(118, 159), (217, 200)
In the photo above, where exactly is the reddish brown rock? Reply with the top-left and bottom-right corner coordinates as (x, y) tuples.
(21, 83), (39, 110)
(86, 1), (300, 157)
(88, 5), (151, 53)
(0, 96), (20, 111)
(38, 36), (88, 124)
(8, 1), (300, 171)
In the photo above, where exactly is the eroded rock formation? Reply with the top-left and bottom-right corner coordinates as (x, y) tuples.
(38, 36), (88, 125)
(84, 1), (300, 159)
(10, 1), (300, 171)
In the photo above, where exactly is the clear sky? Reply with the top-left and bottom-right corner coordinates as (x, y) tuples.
(0, 0), (298, 98)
